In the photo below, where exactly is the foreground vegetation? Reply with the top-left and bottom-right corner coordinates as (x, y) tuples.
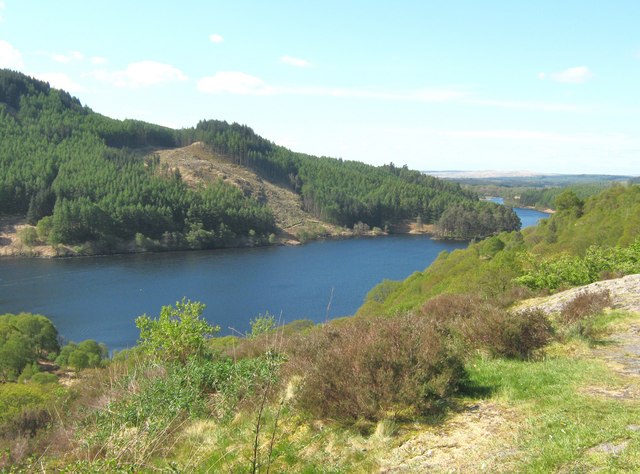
(2, 285), (638, 472)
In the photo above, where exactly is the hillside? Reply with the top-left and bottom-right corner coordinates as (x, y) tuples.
(3, 276), (640, 472)
(358, 184), (640, 318)
(151, 141), (371, 243)
(0, 69), (519, 256)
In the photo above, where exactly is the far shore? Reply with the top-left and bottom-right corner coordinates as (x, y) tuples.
(0, 216), (437, 259)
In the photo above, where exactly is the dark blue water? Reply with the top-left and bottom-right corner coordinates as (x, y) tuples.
(0, 206), (548, 351)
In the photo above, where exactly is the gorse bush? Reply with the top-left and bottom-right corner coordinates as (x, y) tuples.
(286, 314), (466, 422)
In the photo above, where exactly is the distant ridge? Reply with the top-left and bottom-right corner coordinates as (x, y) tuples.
(426, 170), (545, 179)
(425, 170), (636, 180)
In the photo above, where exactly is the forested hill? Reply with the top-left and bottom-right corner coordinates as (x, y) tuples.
(0, 70), (516, 252)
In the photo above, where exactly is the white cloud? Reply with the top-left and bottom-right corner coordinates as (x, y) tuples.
(281, 55), (311, 68)
(0, 40), (24, 69)
(198, 71), (274, 95)
(52, 50), (84, 64)
(91, 56), (107, 65)
(539, 66), (593, 84)
(197, 70), (466, 102)
(90, 61), (188, 88)
(33, 72), (85, 93)
(209, 33), (224, 43)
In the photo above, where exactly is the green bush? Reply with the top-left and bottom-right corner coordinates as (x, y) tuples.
(18, 226), (39, 246)
(516, 238), (640, 291)
(56, 339), (108, 370)
(0, 383), (52, 427)
(136, 299), (219, 364)
(0, 313), (59, 381)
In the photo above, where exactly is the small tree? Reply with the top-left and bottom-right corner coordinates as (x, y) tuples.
(135, 299), (219, 364)
(248, 313), (276, 339)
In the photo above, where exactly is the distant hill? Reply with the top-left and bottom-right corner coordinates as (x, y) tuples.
(428, 171), (635, 187)
(0, 69), (519, 254)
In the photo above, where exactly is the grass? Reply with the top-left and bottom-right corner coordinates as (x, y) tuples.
(464, 310), (640, 473)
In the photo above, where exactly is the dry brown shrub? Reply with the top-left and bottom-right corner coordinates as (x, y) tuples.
(560, 289), (612, 325)
(285, 314), (466, 422)
(420, 294), (553, 360)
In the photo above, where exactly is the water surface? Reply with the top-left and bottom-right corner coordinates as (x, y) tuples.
(0, 206), (548, 351)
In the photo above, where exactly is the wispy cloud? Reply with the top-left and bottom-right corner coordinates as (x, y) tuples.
(91, 56), (107, 65)
(539, 66), (593, 84)
(198, 71), (274, 95)
(0, 1), (5, 22)
(90, 61), (188, 88)
(467, 98), (586, 112)
(197, 70), (466, 102)
(431, 128), (625, 145)
(209, 33), (224, 44)
(0, 40), (24, 69)
(281, 55), (311, 68)
(33, 72), (85, 93)
(51, 50), (84, 64)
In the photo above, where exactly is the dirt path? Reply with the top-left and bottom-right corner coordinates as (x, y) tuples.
(379, 401), (522, 473)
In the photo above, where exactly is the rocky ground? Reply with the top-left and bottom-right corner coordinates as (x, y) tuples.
(519, 273), (640, 314)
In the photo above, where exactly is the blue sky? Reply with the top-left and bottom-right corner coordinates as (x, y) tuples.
(1, 1), (639, 175)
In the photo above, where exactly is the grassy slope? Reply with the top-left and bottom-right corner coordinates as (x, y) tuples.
(358, 184), (640, 318)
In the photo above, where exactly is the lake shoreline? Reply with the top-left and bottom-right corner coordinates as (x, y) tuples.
(0, 215), (438, 260)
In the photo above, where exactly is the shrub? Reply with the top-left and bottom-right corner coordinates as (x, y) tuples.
(55, 339), (108, 370)
(0, 383), (52, 430)
(18, 227), (39, 246)
(287, 314), (466, 422)
(473, 308), (553, 359)
(558, 290), (612, 339)
(560, 290), (612, 325)
(420, 294), (553, 360)
(135, 299), (219, 364)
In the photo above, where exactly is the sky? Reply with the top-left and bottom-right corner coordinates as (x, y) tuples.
(0, 1), (639, 175)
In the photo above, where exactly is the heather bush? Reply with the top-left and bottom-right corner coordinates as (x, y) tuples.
(560, 290), (612, 325)
(474, 308), (553, 359)
(287, 314), (466, 422)
(558, 290), (612, 339)
(420, 294), (553, 359)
